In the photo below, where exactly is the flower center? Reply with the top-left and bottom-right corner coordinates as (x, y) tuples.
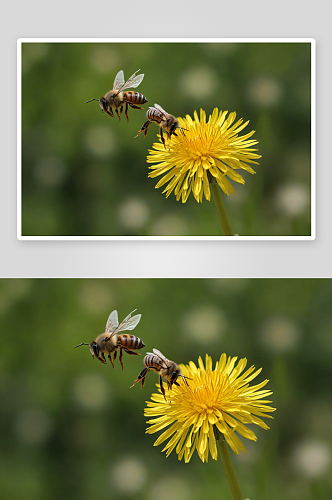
(179, 372), (229, 417)
(186, 137), (210, 159)
(181, 123), (221, 163)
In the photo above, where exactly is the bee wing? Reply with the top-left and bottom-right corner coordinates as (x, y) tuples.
(119, 69), (144, 91)
(113, 70), (125, 91)
(152, 348), (169, 366)
(110, 309), (141, 337)
(154, 103), (168, 119)
(105, 310), (119, 333)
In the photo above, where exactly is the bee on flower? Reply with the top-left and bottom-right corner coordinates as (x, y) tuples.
(147, 108), (261, 204)
(131, 348), (192, 402)
(144, 353), (276, 463)
(135, 104), (188, 149)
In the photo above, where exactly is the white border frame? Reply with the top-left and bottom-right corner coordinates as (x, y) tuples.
(17, 38), (316, 241)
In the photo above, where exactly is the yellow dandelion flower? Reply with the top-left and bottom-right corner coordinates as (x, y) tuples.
(144, 353), (275, 463)
(147, 109), (261, 203)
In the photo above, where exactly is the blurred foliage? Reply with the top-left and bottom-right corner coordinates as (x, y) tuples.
(0, 278), (331, 500)
(21, 42), (312, 236)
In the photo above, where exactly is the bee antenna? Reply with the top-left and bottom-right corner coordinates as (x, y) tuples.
(85, 99), (100, 104)
(73, 343), (90, 348)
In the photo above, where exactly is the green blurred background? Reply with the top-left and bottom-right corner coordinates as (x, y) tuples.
(0, 278), (331, 500)
(21, 42), (312, 236)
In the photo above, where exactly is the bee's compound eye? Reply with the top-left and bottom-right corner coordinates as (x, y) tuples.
(89, 343), (98, 357)
(99, 98), (107, 111)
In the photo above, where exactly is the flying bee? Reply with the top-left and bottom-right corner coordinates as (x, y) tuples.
(131, 348), (192, 402)
(73, 309), (145, 369)
(135, 104), (188, 149)
(85, 69), (148, 122)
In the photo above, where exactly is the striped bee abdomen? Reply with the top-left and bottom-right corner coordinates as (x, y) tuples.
(143, 353), (163, 371)
(124, 91), (148, 105)
(118, 334), (145, 350)
(146, 107), (163, 123)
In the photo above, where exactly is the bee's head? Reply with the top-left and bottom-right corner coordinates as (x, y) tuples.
(89, 341), (99, 359)
(170, 121), (188, 137)
(99, 97), (107, 112)
(170, 368), (181, 384)
(169, 122), (178, 135)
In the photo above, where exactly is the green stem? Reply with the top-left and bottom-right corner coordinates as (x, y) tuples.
(215, 429), (244, 500)
(209, 179), (234, 236)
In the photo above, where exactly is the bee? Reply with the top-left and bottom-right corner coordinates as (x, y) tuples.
(131, 348), (192, 402)
(85, 69), (148, 122)
(135, 103), (188, 149)
(73, 309), (145, 369)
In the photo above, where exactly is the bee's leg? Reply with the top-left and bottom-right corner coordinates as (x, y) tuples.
(127, 102), (144, 110)
(108, 353), (114, 368)
(159, 376), (168, 402)
(118, 348), (124, 370)
(124, 102), (130, 122)
(115, 107), (121, 121)
(167, 380), (173, 391)
(143, 121), (152, 138)
(98, 353), (107, 365)
(106, 109), (114, 118)
(112, 350), (117, 365)
(130, 367), (149, 388)
(140, 370), (150, 388)
(140, 120), (151, 133)
(135, 120), (152, 138)
(160, 127), (166, 149)
(122, 347), (140, 356)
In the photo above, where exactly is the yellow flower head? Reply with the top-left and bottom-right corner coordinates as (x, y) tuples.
(147, 109), (261, 203)
(144, 354), (275, 463)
